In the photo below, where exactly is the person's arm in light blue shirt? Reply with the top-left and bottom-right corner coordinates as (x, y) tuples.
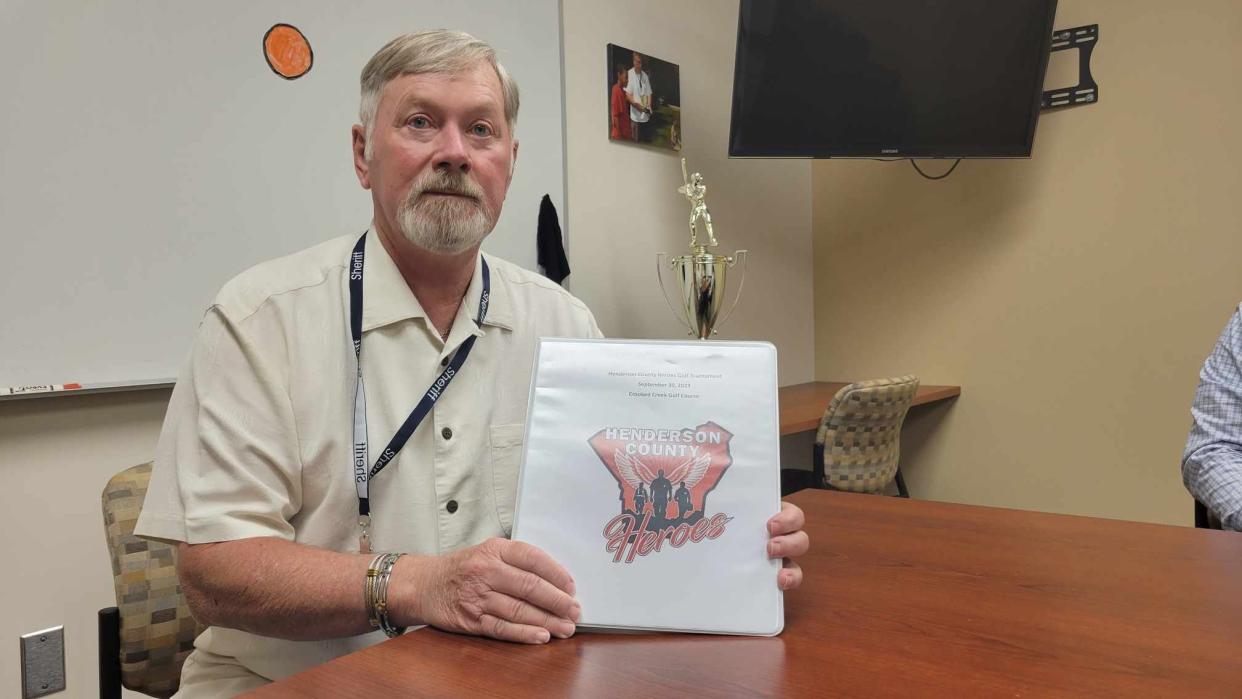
(1183, 304), (1242, 529)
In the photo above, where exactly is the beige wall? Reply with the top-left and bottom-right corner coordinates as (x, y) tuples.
(561, 0), (815, 383)
(812, 0), (1242, 525)
(0, 2), (812, 694)
(0, 390), (170, 698)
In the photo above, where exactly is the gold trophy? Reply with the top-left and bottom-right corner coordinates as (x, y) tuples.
(658, 159), (747, 339)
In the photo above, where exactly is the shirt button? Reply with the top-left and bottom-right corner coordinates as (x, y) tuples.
(441, 427), (453, 440)
(446, 500), (459, 514)
(440, 355), (450, 367)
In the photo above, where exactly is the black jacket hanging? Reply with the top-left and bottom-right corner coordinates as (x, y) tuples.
(536, 194), (571, 285)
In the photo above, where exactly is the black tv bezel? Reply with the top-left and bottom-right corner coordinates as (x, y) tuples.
(726, 0), (1060, 159)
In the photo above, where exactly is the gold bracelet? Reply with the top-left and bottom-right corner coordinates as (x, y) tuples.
(364, 552), (387, 629)
(376, 553), (407, 638)
(364, 552), (407, 637)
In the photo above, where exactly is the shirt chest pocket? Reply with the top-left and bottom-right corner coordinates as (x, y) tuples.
(488, 423), (525, 537)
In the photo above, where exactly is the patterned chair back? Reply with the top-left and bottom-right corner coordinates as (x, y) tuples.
(815, 376), (920, 494)
(101, 462), (205, 698)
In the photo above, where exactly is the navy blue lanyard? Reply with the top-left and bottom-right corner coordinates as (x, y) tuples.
(349, 232), (490, 550)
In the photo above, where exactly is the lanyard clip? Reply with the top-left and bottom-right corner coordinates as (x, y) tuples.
(358, 515), (372, 553)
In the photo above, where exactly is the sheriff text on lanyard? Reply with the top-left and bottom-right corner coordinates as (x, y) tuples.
(348, 231), (490, 553)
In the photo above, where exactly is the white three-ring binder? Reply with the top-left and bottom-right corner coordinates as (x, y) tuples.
(512, 338), (784, 636)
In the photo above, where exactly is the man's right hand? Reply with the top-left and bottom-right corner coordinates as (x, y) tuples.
(395, 538), (579, 644)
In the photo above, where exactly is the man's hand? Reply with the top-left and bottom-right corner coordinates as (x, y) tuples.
(767, 501), (809, 590)
(399, 538), (580, 644)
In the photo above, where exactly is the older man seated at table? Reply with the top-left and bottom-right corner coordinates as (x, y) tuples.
(135, 29), (810, 695)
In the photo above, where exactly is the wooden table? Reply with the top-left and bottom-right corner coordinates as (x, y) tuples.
(248, 490), (1242, 697)
(778, 381), (961, 435)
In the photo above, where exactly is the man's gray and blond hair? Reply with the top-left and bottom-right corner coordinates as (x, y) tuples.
(359, 30), (520, 159)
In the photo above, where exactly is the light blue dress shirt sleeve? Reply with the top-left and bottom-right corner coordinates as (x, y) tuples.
(1183, 304), (1242, 530)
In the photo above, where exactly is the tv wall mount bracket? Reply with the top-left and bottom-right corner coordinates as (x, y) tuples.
(1041, 24), (1098, 111)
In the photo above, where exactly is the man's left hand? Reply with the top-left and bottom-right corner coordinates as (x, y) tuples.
(766, 501), (809, 591)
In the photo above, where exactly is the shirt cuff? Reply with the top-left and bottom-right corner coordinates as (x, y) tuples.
(183, 514), (295, 544)
(133, 511), (189, 545)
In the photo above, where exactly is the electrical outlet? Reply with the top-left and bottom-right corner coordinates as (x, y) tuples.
(20, 626), (65, 698)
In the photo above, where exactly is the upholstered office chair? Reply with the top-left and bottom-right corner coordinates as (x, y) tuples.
(781, 375), (920, 498)
(100, 462), (205, 699)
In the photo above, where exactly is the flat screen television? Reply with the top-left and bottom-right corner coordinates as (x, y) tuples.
(728, 0), (1059, 158)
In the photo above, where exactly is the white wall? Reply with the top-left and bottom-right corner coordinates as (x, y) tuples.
(0, 2), (813, 694)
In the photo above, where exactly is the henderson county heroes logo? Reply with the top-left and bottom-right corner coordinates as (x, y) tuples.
(588, 422), (734, 564)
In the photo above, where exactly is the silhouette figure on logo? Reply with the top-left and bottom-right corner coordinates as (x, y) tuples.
(651, 469), (673, 520)
(675, 481), (693, 519)
(633, 481), (649, 516)
(610, 448), (716, 530)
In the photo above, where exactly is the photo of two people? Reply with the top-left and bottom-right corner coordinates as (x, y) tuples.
(607, 43), (681, 151)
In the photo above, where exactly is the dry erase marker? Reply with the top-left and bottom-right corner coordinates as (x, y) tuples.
(2, 383), (82, 396)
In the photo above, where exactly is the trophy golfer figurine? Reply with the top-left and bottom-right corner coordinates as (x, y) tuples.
(659, 159), (747, 339)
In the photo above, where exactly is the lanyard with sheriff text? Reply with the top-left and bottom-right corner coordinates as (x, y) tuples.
(349, 231), (490, 552)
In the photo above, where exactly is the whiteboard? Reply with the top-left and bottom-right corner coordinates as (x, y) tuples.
(0, 0), (565, 389)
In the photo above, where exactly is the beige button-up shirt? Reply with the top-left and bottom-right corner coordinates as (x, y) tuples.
(136, 227), (600, 687)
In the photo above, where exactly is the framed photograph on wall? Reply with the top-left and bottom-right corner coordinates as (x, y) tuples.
(607, 43), (681, 151)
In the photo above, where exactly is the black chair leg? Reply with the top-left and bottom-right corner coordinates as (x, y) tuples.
(780, 469), (816, 497)
(1195, 500), (1222, 530)
(894, 469), (910, 498)
(99, 607), (121, 699)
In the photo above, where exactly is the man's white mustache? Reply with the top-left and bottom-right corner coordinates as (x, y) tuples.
(411, 176), (482, 202)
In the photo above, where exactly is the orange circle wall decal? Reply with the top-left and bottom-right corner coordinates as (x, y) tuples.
(263, 24), (313, 79)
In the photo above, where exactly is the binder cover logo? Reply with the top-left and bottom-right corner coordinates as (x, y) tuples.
(589, 421), (734, 563)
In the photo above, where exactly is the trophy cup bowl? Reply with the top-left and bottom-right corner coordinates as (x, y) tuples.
(658, 249), (747, 340)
